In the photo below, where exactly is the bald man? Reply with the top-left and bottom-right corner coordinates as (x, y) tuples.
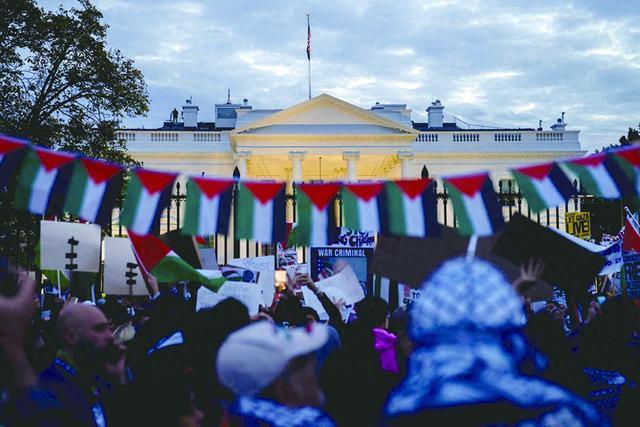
(39, 304), (127, 427)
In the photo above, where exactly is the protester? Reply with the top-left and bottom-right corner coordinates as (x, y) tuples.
(216, 321), (334, 426)
(384, 257), (601, 426)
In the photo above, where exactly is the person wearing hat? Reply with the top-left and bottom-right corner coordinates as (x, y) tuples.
(385, 257), (601, 426)
(216, 321), (334, 426)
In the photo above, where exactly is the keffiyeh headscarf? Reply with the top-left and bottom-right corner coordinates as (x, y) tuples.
(385, 258), (600, 426)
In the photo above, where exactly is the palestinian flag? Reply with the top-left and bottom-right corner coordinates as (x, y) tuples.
(121, 168), (178, 235)
(610, 146), (640, 198)
(183, 177), (233, 237)
(381, 178), (439, 237)
(443, 173), (503, 236)
(623, 211), (640, 253)
(294, 182), (340, 246)
(129, 232), (225, 291)
(64, 157), (123, 226)
(235, 181), (286, 243)
(0, 135), (29, 187)
(563, 153), (630, 199)
(511, 163), (575, 213)
(14, 147), (75, 215)
(342, 182), (384, 233)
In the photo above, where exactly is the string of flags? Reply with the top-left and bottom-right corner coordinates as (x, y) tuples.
(2, 133), (640, 246)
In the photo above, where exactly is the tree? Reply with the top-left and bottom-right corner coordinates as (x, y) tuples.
(0, 0), (148, 267)
(595, 125), (639, 153)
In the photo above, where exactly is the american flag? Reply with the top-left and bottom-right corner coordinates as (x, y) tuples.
(306, 17), (311, 60)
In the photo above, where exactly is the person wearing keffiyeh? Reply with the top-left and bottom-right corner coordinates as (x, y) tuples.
(385, 257), (602, 427)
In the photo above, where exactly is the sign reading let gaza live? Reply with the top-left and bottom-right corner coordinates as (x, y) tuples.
(565, 212), (591, 239)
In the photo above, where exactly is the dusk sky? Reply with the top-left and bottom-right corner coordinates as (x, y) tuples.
(43, 0), (640, 152)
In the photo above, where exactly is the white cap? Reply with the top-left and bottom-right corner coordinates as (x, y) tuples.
(216, 321), (328, 396)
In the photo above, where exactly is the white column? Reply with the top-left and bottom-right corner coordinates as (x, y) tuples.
(343, 151), (360, 182)
(397, 151), (415, 179)
(233, 150), (251, 178)
(288, 151), (306, 182)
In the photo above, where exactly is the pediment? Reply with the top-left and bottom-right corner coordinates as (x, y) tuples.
(232, 94), (417, 135)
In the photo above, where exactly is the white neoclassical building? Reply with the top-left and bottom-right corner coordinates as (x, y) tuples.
(119, 93), (583, 184)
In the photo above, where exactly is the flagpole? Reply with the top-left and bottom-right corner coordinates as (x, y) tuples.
(624, 206), (640, 230)
(307, 14), (311, 100)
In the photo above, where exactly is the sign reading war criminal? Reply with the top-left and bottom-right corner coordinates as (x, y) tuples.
(565, 212), (591, 239)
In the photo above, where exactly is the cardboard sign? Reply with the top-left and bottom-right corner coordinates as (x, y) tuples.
(103, 237), (147, 296)
(40, 221), (101, 273)
(494, 214), (605, 294)
(565, 212), (591, 239)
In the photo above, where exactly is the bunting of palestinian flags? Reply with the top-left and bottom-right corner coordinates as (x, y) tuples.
(5, 132), (640, 242)
(235, 181), (286, 244)
(121, 168), (178, 235)
(14, 147), (75, 215)
(0, 135), (28, 187)
(382, 178), (440, 237)
(64, 158), (123, 226)
(183, 177), (234, 237)
(511, 163), (575, 213)
(295, 182), (340, 246)
(443, 173), (503, 236)
(129, 232), (225, 291)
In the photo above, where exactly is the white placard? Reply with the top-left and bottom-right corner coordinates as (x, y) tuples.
(196, 281), (262, 315)
(198, 248), (218, 270)
(103, 237), (147, 296)
(316, 265), (365, 306)
(40, 221), (101, 272)
(229, 255), (275, 272)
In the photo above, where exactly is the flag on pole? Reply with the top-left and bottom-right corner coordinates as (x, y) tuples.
(511, 163), (575, 213)
(306, 16), (311, 60)
(64, 157), (123, 226)
(382, 178), (439, 237)
(623, 211), (640, 252)
(295, 182), (340, 246)
(183, 177), (233, 237)
(0, 135), (29, 187)
(342, 182), (385, 233)
(121, 168), (178, 235)
(14, 147), (75, 215)
(235, 181), (286, 243)
(129, 232), (225, 291)
(610, 146), (640, 198)
(443, 173), (503, 236)
(563, 153), (629, 199)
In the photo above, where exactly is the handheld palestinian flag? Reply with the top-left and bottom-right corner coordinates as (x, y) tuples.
(129, 232), (225, 291)
(183, 177), (233, 237)
(342, 182), (385, 233)
(381, 178), (439, 237)
(511, 163), (575, 213)
(294, 183), (340, 246)
(563, 153), (630, 199)
(609, 146), (640, 198)
(623, 211), (640, 253)
(14, 147), (75, 215)
(0, 135), (29, 187)
(121, 168), (178, 235)
(443, 173), (503, 236)
(64, 158), (123, 226)
(235, 181), (286, 243)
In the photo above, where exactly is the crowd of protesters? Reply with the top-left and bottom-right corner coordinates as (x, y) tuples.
(0, 256), (639, 426)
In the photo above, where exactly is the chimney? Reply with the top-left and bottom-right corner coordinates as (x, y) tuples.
(182, 97), (199, 128)
(550, 112), (566, 132)
(427, 99), (444, 128)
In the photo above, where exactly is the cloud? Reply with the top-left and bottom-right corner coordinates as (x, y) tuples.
(71, 0), (640, 152)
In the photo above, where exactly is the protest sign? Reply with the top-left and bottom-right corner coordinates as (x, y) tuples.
(276, 243), (298, 269)
(315, 265), (365, 306)
(622, 253), (640, 299)
(40, 220), (101, 273)
(196, 281), (262, 315)
(335, 228), (375, 248)
(229, 255), (276, 306)
(565, 212), (591, 239)
(198, 248), (218, 270)
(103, 237), (147, 296)
(494, 214), (605, 294)
(310, 246), (373, 293)
(220, 266), (260, 283)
